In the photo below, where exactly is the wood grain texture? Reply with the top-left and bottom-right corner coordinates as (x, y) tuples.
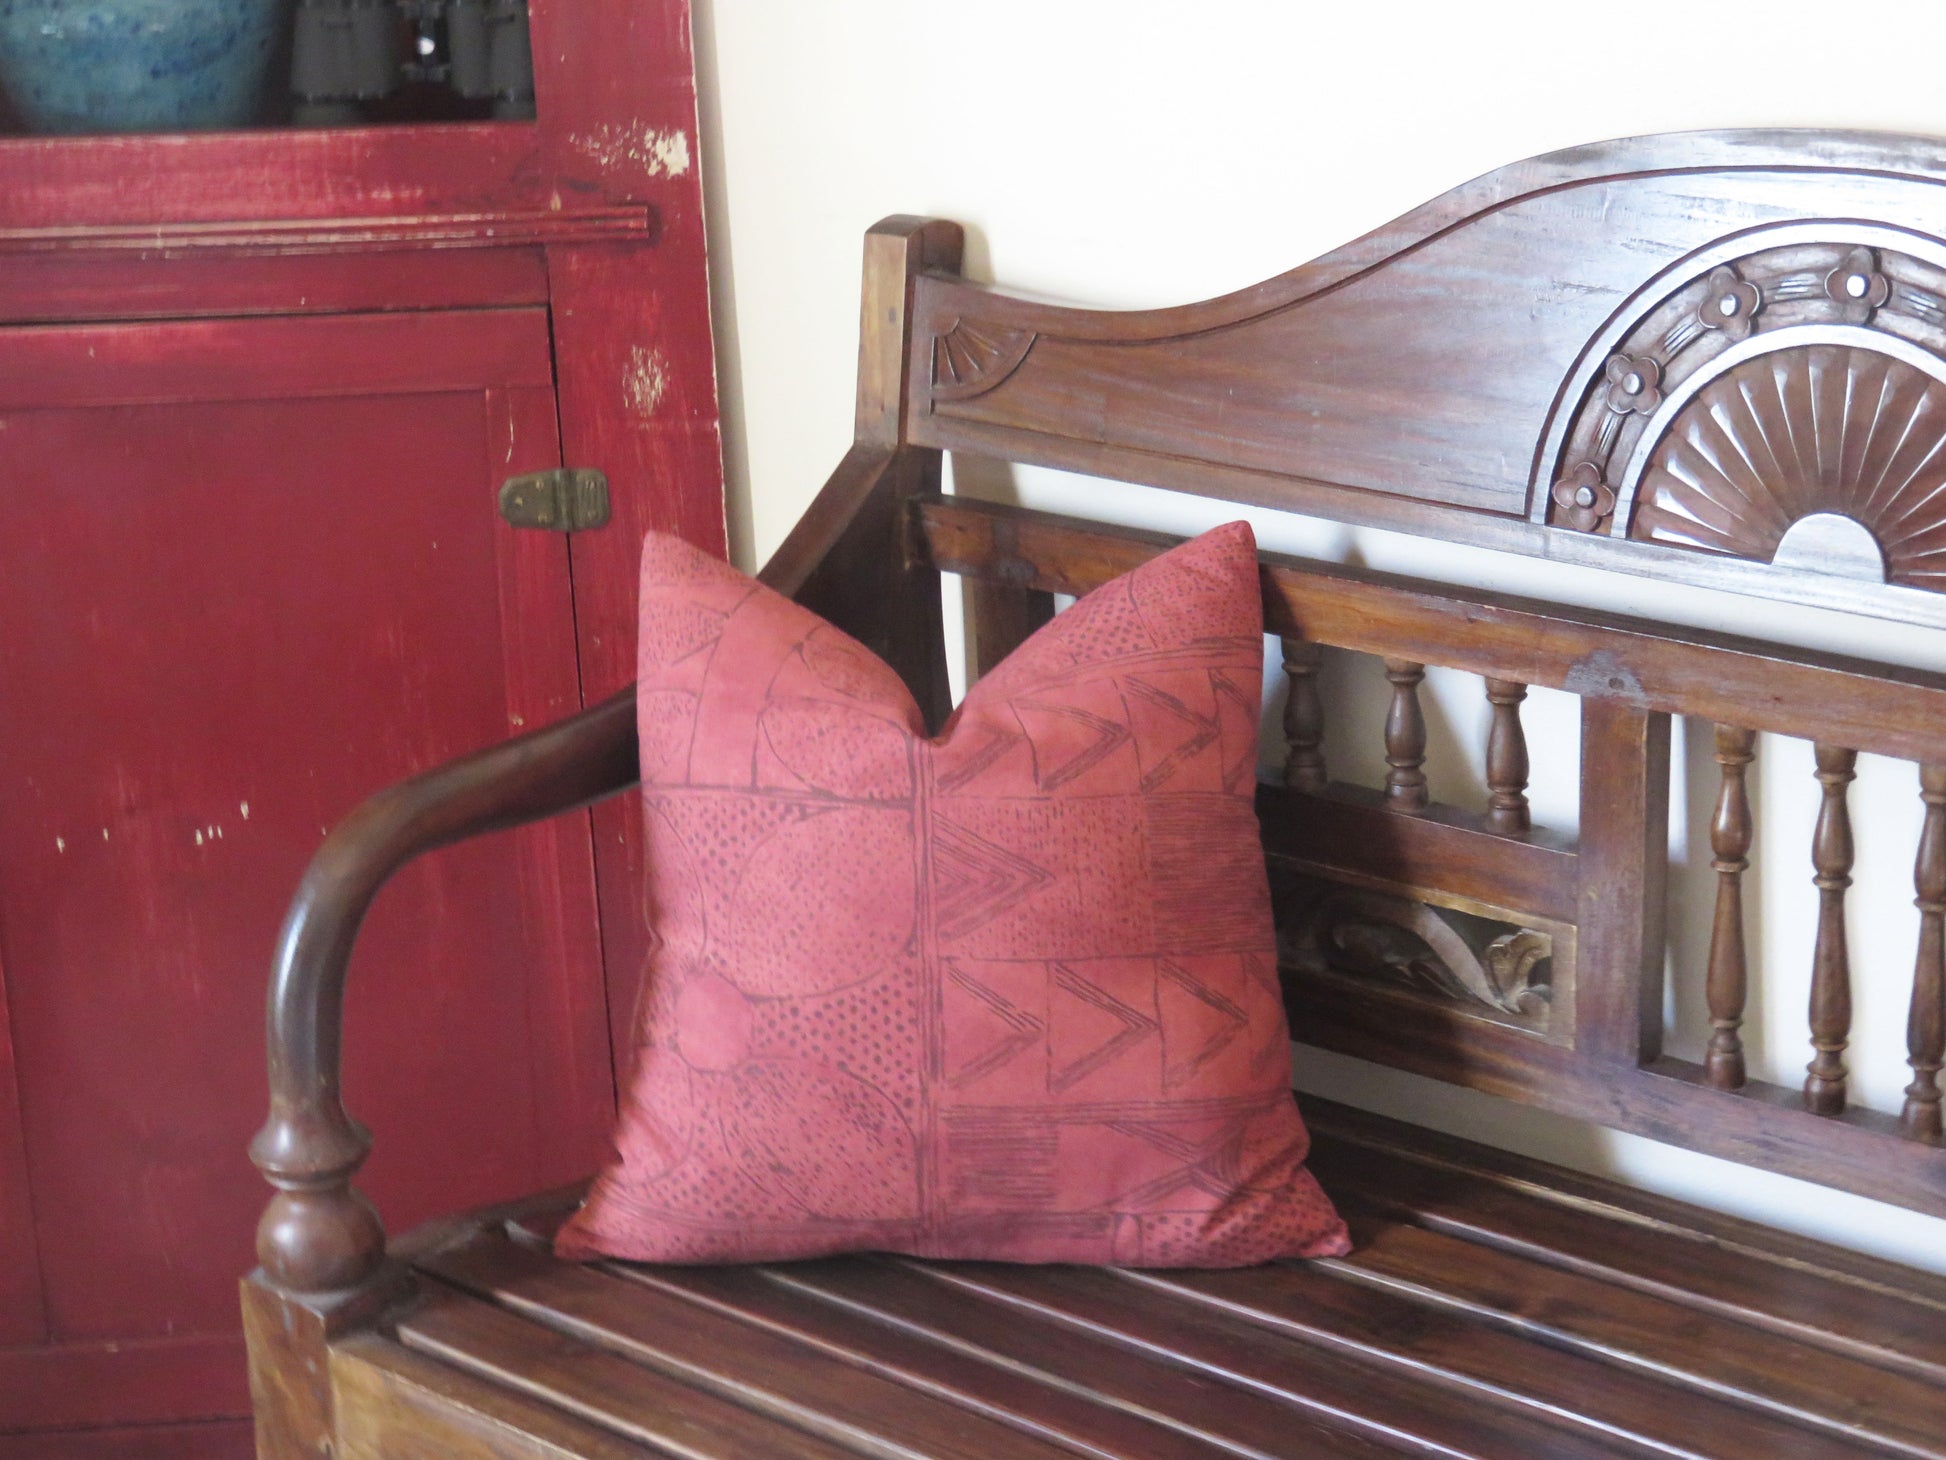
(897, 134), (1946, 627)
(927, 493), (1946, 1214)
(1808, 744), (1860, 1115)
(1279, 638), (1329, 792)
(1483, 679), (1531, 834)
(920, 495), (1946, 766)
(1380, 659), (1430, 811)
(312, 1102), (1946, 1458)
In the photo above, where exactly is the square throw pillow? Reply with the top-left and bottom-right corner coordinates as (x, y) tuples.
(556, 519), (1349, 1267)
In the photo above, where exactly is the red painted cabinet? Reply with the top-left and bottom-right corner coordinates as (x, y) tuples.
(0, 3), (724, 1452)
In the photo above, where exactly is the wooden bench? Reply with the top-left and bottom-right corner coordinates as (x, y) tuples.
(243, 129), (1946, 1458)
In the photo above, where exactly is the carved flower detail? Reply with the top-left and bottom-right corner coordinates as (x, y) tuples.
(1602, 353), (1662, 415)
(1551, 461), (1615, 532)
(1824, 245), (1892, 321)
(1698, 266), (1760, 340)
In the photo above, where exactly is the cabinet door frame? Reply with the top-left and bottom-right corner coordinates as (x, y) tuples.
(0, 1), (708, 231)
(0, 305), (611, 1434)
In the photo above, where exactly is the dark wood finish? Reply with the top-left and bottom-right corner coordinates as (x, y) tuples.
(919, 495), (1946, 767)
(968, 577), (1058, 680)
(1807, 744), (1860, 1115)
(1482, 679), (1531, 834)
(1380, 659), (1430, 811)
(243, 138), (1946, 1454)
(1259, 783), (1579, 926)
(1279, 638), (1329, 792)
(901, 132), (1946, 629)
(1575, 701), (1671, 1065)
(1706, 725), (1758, 1089)
(1905, 764), (1946, 1142)
(285, 1103), (1946, 1458)
(926, 497), (1946, 1215)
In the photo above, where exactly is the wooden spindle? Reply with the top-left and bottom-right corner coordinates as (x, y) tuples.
(1383, 659), (1429, 811)
(1805, 743), (1857, 1116)
(1903, 764), (1946, 1142)
(1281, 638), (1327, 793)
(1484, 679), (1530, 834)
(1705, 725), (1756, 1090)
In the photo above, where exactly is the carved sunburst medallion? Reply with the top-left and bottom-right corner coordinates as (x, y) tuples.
(930, 319), (1036, 402)
(1631, 343), (1946, 591)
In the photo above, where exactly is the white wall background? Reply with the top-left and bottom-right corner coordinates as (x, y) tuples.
(689, 0), (1946, 1273)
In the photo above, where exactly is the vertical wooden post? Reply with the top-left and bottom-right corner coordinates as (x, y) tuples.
(1484, 678), (1531, 833)
(1382, 658), (1429, 811)
(1577, 699), (1671, 1065)
(1282, 638), (1328, 792)
(1705, 725), (1756, 1090)
(967, 575), (1056, 682)
(1903, 764), (1946, 1142)
(1805, 743), (1858, 1116)
(773, 216), (965, 733)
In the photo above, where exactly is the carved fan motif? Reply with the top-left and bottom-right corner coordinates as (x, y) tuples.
(1631, 344), (1946, 591)
(930, 319), (1036, 402)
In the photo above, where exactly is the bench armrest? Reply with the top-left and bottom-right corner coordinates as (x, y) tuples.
(249, 689), (639, 1294)
(249, 215), (961, 1300)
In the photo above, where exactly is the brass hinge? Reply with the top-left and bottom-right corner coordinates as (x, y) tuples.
(498, 468), (611, 531)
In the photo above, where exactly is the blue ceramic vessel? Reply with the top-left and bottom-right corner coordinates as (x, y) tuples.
(0, 0), (290, 133)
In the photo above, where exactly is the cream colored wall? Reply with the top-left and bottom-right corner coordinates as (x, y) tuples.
(690, 0), (1946, 1271)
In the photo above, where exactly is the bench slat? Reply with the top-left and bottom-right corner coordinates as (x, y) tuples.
(1120, 1262), (1887, 1460)
(371, 1104), (1940, 1459)
(632, 1262), (1259, 1460)
(1325, 1207), (1943, 1459)
(419, 1232), (1098, 1460)
(904, 1261), (1650, 1459)
(1304, 1124), (1946, 1386)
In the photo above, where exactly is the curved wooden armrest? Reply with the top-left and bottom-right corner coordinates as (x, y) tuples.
(248, 687), (639, 1295)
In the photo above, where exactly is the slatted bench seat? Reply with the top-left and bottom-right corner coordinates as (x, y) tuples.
(319, 1102), (1946, 1459)
(244, 130), (1946, 1458)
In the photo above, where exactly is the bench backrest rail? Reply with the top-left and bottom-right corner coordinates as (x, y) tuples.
(923, 493), (1946, 1218)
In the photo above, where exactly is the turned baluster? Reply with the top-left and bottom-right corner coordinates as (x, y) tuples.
(1805, 744), (1857, 1116)
(1281, 638), (1327, 792)
(1903, 764), (1946, 1142)
(1382, 659), (1429, 811)
(1484, 679), (1531, 834)
(1705, 725), (1756, 1090)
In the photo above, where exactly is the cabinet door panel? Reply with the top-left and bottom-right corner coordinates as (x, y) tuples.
(0, 312), (610, 1408)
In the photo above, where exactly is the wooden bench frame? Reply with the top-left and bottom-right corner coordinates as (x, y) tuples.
(244, 132), (1946, 1456)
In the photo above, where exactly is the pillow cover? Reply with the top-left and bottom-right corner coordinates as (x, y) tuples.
(556, 520), (1349, 1267)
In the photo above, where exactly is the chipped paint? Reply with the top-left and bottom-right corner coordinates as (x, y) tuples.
(239, 801), (250, 820)
(571, 123), (692, 178)
(625, 344), (670, 422)
(54, 836), (65, 853)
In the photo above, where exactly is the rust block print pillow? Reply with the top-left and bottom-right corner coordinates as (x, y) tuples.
(557, 521), (1349, 1267)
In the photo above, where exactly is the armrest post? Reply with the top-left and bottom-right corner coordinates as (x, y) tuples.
(249, 688), (640, 1296)
(248, 213), (966, 1299)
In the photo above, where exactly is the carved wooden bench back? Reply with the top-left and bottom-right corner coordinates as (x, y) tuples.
(868, 131), (1946, 1223)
